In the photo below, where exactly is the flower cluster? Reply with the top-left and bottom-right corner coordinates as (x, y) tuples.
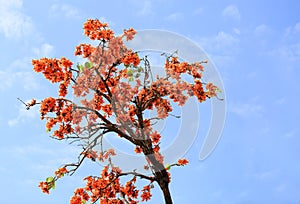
(83, 19), (114, 41)
(123, 28), (137, 41)
(177, 158), (189, 166)
(69, 167), (148, 204)
(55, 167), (68, 178)
(32, 57), (72, 97)
(122, 51), (140, 67)
(40, 98), (73, 139)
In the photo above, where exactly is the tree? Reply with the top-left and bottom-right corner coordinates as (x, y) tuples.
(25, 19), (220, 204)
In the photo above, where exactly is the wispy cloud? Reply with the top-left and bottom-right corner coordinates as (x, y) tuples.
(270, 43), (300, 62)
(0, 69), (40, 92)
(222, 4), (241, 21)
(50, 3), (81, 19)
(199, 31), (239, 53)
(254, 24), (272, 36)
(275, 183), (287, 192)
(254, 168), (280, 180)
(193, 8), (203, 15)
(165, 12), (183, 21)
(2, 143), (81, 175)
(229, 102), (264, 118)
(137, 0), (154, 16)
(0, 41), (55, 93)
(8, 101), (39, 127)
(269, 22), (300, 62)
(0, 0), (34, 38)
(0, 54), (44, 92)
(284, 129), (297, 139)
(197, 31), (239, 66)
(33, 43), (54, 58)
(274, 97), (286, 105)
(284, 22), (300, 38)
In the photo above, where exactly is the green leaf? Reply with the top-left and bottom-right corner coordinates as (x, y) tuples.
(82, 200), (86, 204)
(128, 77), (134, 82)
(216, 87), (222, 93)
(85, 61), (93, 69)
(46, 177), (56, 190)
(127, 69), (133, 76)
(77, 64), (84, 72)
(46, 128), (51, 133)
(137, 66), (144, 72)
(51, 181), (56, 189)
(46, 177), (54, 183)
(165, 164), (171, 170)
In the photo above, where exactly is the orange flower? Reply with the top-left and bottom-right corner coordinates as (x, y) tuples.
(193, 80), (206, 102)
(70, 195), (82, 204)
(150, 131), (161, 144)
(83, 19), (114, 41)
(123, 28), (137, 41)
(28, 99), (36, 106)
(206, 82), (219, 98)
(177, 158), (189, 166)
(122, 51), (140, 67)
(141, 185), (152, 201)
(38, 181), (50, 194)
(102, 104), (112, 116)
(55, 166), (68, 178)
(143, 119), (151, 127)
(134, 146), (142, 154)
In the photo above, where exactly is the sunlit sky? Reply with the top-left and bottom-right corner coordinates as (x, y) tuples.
(1, 0), (300, 203)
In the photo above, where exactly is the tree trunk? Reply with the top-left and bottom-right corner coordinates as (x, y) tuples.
(140, 140), (173, 203)
(159, 181), (173, 204)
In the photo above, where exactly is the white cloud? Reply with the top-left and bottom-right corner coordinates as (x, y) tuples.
(193, 8), (203, 15)
(0, 42), (54, 93)
(222, 4), (241, 21)
(233, 28), (241, 35)
(11, 144), (55, 156)
(137, 0), (153, 16)
(2, 143), (81, 175)
(198, 31), (239, 56)
(198, 31), (239, 67)
(0, 0), (22, 9)
(284, 129), (297, 139)
(285, 22), (300, 38)
(0, 56), (42, 92)
(246, 71), (257, 79)
(33, 43), (54, 57)
(229, 103), (264, 117)
(0, 70), (14, 89)
(254, 169), (280, 180)
(275, 183), (287, 192)
(254, 24), (272, 36)
(8, 101), (39, 127)
(165, 12), (183, 21)
(274, 97), (286, 105)
(0, 0), (34, 38)
(270, 43), (300, 62)
(214, 31), (239, 49)
(21, 72), (42, 90)
(50, 3), (81, 19)
(269, 22), (300, 62)
(0, 70), (39, 91)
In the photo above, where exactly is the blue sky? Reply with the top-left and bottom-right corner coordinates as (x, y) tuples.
(0, 0), (300, 203)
